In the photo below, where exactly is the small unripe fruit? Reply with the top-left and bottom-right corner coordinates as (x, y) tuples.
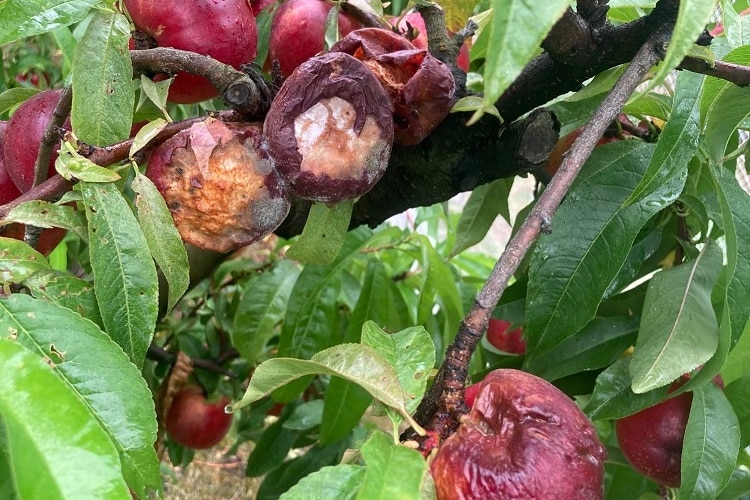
(146, 118), (290, 252)
(165, 385), (233, 449)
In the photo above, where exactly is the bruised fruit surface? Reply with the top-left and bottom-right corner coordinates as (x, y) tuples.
(165, 385), (233, 449)
(124, 0), (257, 104)
(146, 118), (290, 253)
(4, 90), (70, 193)
(432, 369), (606, 500)
(268, 0), (361, 77)
(264, 52), (393, 202)
(331, 28), (456, 146)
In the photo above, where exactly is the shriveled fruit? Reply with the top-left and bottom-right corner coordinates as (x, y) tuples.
(146, 118), (290, 252)
(165, 385), (233, 449)
(268, 0), (361, 78)
(330, 28), (456, 146)
(4, 89), (70, 193)
(431, 369), (606, 500)
(125, 0), (258, 104)
(264, 51), (393, 202)
(486, 318), (526, 355)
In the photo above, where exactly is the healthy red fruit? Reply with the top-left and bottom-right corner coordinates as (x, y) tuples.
(0, 122), (22, 205)
(330, 28), (456, 146)
(615, 376), (723, 487)
(124, 0), (258, 104)
(4, 89), (70, 193)
(165, 385), (233, 449)
(268, 0), (361, 78)
(264, 51), (394, 202)
(431, 369), (606, 500)
(146, 118), (290, 252)
(486, 318), (526, 354)
(393, 11), (470, 72)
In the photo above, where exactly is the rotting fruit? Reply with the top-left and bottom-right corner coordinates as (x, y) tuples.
(124, 0), (258, 104)
(263, 51), (394, 203)
(165, 385), (233, 450)
(431, 369), (606, 500)
(330, 28), (456, 146)
(615, 375), (723, 488)
(486, 318), (526, 355)
(392, 11), (470, 72)
(268, 0), (361, 78)
(146, 118), (290, 253)
(4, 89), (71, 193)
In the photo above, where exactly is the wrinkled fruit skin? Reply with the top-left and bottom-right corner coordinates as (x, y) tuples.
(125, 0), (257, 104)
(146, 118), (290, 252)
(4, 89), (70, 193)
(486, 318), (526, 355)
(165, 385), (233, 449)
(432, 369), (606, 500)
(264, 51), (394, 202)
(268, 0), (360, 78)
(331, 28), (456, 146)
(615, 376), (723, 487)
(393, 11), (470, 72)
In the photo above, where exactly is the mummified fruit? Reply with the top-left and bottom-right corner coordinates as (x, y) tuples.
(146, 118), (290, 252)
(330, 28), (456, 146)
(431, 369), (606, 500)
(264, 51), (394, 203)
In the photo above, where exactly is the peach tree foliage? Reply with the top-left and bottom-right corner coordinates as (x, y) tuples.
(0, 0), (749, 499)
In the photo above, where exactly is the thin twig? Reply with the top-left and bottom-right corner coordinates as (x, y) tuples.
(679, 56), (750, 87)
(147, 344), (238, 379)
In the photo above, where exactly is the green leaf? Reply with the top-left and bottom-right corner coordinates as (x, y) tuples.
(0, 237), (50, 284)
(361, 322), (435, 414)
(23, 270), (103, 328)
(630, 241), (723, 394)
(0, 88), (38, 114)
(585, 357), (669, 421)
(55, 148), (122, 182)
(231, 343), (421, 432)
(286, 200), (355, 265)
(524, 141), (656, 360)
(724, 376), (750, 449)
(129, 118), (168, 158)
(0, 0), (100, 44)
(71, 10), (134, 146)
(680, 383), (740, 500)
(480, 1), (570, 117)
(451, 179), (511, 257)
(320, 377), (372, 445)
(356, 431), (428, 500)
(131, 173), (190, 313)
(232, 260), (301, 364)
(246, 407), (304, 477)
(0, 338), (129, 499)
(280, 464), (364, 500)
(0, 294), (160, 497)
(81, 181), (159, 368)
(716, 468), (750, 500)
(5, 200), (88, 241)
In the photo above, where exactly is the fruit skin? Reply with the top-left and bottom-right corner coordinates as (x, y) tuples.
(268, 0), (361, 78)
(165, 385), (233, 449)
(330, 28), (455, 146)
(124, 0), (258, 104)
(486, 318), (526, 354)
(4, 89), (70, 193)
(393, 11), (470, 72)
(431, 369), (606, 500)
(263, 51), (394, 202)
(0, 122), (23, 205)
(146, 118), (290, 253)
(615, 375), (723, 488)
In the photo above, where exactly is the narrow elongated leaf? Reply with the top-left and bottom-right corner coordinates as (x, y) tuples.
(320, 378), (372, 445)
(232, 343), (420, 430)
(0, 294), (160, 496)
(81, 181), (159, 368)
(0, 237), (50, 284)
(5, 200), (87, 241)
(482, 1), (570, 116)
(524, 142), (655, 360)
(72, 10), (134, 146)
(356, 431), (427, 500)
(451, 179), (511, 256)
(232, 260), (301, 364)
(680, 383), (740, 499)
(280, 464), (364, 500)
(630, 241), (723, 394)
(132, 173), (189, 313)
(24, 270), (103, 328)
(0, 0), (100, 44)
(0, 338), (129, 499)
(246, 408), (303, 477)
(286, 200), (355, 265)
(724, 376), (750, 448)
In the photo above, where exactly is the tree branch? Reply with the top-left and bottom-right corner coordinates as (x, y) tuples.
(679, 56), (750, 87)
